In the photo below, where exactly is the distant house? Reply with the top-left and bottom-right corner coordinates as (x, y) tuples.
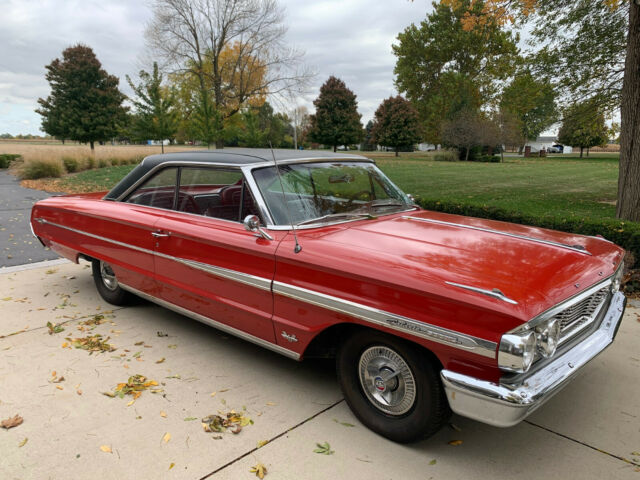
(525, 135), (573, 154)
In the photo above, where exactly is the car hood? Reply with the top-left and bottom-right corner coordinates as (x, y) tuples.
(297, 210), (623, 322)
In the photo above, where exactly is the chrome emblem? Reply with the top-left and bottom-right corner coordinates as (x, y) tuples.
(281, 331), (298, 343)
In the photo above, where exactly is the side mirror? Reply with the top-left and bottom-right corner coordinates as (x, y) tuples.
(243, 215), (273, 241)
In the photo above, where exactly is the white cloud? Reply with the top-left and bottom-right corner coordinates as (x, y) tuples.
(0, 0), (431, 135)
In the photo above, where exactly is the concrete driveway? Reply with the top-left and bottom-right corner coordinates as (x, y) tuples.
(1, 260), (639, 479)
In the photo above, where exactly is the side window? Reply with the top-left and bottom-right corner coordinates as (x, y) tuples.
(177, 167), (260, 222)
(125, 167), (178, 209)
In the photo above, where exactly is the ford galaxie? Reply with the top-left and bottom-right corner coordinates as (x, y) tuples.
(30, 149), (626, 442)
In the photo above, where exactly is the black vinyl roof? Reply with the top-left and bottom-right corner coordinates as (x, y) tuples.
(104, 149), (370, 200)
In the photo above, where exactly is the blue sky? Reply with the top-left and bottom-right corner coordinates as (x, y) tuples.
(0, 0), (430, 136)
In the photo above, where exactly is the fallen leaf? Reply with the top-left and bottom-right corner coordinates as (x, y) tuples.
(448, 440), (463, 446)
(257, 439), (269, 448)
(184, 417), (197, 421)
(134, 341), (144, 346)
(163, 432), (171, 443)
(77, 389), (82, 395)
(160, 411), (167, 418)
(56, 385), (63, 390)
(250, 463), (267, 479)
(127, 400), (135, 407)
(18, 438), (28, 448)
(219, 388), (229, 393)
(332, 419), (355, 427)
(266, 402), (276, 406)
(210, 392), (216, 397)
(450, 423), (462, 432)
(313, 442), (334, 455)
(100, 445), (112, 453)
(167, 344), (177, 349)
(61, 342), (69, 349)
(47, 321), (64, 335)
(169, 463), (175, 470)
(632, 451), (640, 456)
(429, 459), (437, 465)
(155, 357), (165, 364)
(132, 351), (142, 358)
(157, 331), (168, 337)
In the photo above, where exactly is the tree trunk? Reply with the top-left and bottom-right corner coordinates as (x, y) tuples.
(465, 147), (470, 161)
(395, 147), (399, 157)
(333, 145), (337, 152)
(215, 139), (224, 149)
(161, 141), (164, 154)
(617, 2), (640, 221)
(90, 141), (95, 152)
(580, 147), (584, 158)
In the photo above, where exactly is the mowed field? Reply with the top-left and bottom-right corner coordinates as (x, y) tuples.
(0, 142), (621, 223)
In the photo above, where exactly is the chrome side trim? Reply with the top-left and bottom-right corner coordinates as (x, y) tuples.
(441, 291), (626, 427)
(402, 216), (592, 255)
(37, 218), (498, 358)
(273, 281), (497, 358)
(445, 282), (518, 305)
(119, 282), (300, 360)
(177, 258), (272, 291)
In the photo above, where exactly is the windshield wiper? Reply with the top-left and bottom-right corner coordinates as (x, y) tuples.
(296, 212), (376, 227)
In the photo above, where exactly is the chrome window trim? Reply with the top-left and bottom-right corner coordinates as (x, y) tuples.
(118, 282), (300, 360)
(273, 281), (497, 358)
(36, 218), (498, 359)
(402, 216), (592, 256)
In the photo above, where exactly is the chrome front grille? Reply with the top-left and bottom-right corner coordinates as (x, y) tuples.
(554, 286), (610, 343)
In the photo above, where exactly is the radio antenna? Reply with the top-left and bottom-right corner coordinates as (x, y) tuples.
(269, 143), (302, 253)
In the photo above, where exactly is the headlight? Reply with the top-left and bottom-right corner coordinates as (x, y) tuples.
(498, 331), (536, 373)
(535, 318), (560, 358)
(611, 264), (624, 293)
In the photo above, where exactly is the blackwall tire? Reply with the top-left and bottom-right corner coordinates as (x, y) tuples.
(92, 259), (132, 306)
(336, 330), (450, 443)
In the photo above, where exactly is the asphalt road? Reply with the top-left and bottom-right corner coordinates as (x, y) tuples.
(0, 170), (61, 268)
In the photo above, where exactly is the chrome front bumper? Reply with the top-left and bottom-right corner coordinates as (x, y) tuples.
(440, 291), (626, 427)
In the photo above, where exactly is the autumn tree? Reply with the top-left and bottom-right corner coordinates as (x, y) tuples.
(36, 44), (127, 151)
(126, 62), (179, 153)
(500, 71), (557, 147)
(393, 0), (519, 144)
(361, 120), (376, 151)
(146, 0), (311, 149)
(557, 100), (608, 158)
(441, 110), (484, 161)
(439, 0), (639, 221)
(308, 76), (363, 151)
(371, 96), (422, 156)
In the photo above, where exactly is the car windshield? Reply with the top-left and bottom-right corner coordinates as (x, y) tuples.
(252, 161), (412, 226)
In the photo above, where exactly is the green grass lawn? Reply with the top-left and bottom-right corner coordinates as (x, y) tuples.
(377, 155), (620, 222)
(39, 154), (622, 223)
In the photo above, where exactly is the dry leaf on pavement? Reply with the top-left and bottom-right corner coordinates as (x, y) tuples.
(1, 415), (23, 429)
(162, 432), (171, 443)
(250, 463), (267, 479)
(448, 440), (463, 446)
(313, 442), (334, 455)
(160, 411), (167, 418)
(100, 445), (112, 453)
(18, 438), (28, 448)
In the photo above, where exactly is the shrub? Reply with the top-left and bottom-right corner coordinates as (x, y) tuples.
(97, 158), (110, 168)
(85, 156), (95, 169)
(62, 157), (79, 173)
(20, 158), (64, 179)
(416, 198), (640, 269)
(0, 154), (21, 168)
(432, 150), (458, 162)
(471, 155), (500, 163)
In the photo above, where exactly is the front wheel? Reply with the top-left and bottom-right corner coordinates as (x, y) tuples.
(336, 330), (450, 443)
(92, 259), (132, 306)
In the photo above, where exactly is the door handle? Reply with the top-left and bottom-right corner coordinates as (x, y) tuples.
(151, 231), (171, 238)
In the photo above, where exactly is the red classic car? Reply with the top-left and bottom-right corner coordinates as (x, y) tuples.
(30, 149), (626, 442)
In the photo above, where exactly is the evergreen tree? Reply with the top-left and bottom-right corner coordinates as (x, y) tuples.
(126, 62), (179, 153)
(371, 96), (422, 157)
(308, 76), (363, 151)
(36, 44), (127, 151)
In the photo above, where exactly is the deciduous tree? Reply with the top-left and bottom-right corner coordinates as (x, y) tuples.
(126, 62), (179, 153)
(371, 96), (422, 157)
(308, 76), (363, 151)
(500, 72), (556, 146)
(557, 100), (608, 158)
(393, 0), (519, 144)
(36, 44), (127, 151)
(439, 0), (639, 221)
(146, 0), (312, 149)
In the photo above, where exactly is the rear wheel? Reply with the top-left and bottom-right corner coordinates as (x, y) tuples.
(336, 330), (450, 443)
(92, 259), (132, 305)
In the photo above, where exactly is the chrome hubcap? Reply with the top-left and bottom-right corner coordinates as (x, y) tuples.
(358, 346), (416, 416)
(100, 261), (118, 291)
